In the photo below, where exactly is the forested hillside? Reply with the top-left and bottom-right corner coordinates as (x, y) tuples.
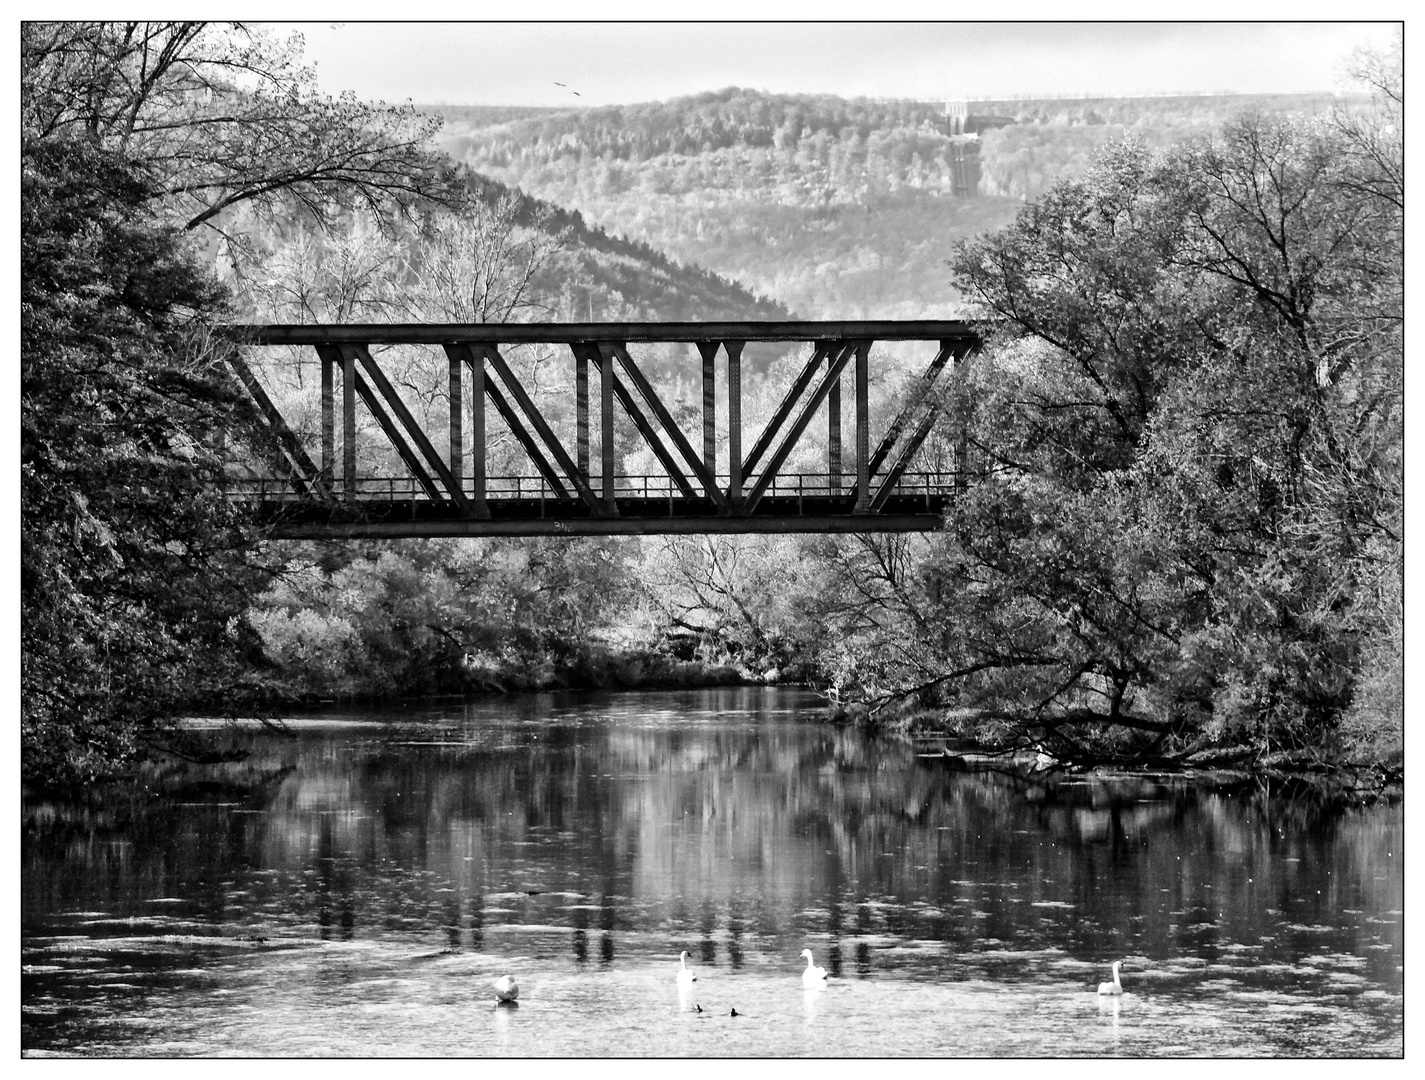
(228, 168), (789, 326)
(433, 88), (1362, 317)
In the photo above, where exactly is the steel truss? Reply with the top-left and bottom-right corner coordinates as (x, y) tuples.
(221, 322), (982, 537)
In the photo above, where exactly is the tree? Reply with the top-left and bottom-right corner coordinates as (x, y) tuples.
(21, 22), (461, 236)
(20, 21), (467, 787)
(919, 87), (1401, 769)
(20, 136), (268, 786)
(247, 538), (644, 697)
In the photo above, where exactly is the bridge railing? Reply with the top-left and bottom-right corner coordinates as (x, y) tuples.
(224, 471), (960, 503)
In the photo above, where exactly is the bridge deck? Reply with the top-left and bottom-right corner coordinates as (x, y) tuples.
(235, 473), (955, 537)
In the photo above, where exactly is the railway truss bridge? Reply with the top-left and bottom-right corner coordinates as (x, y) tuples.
(223, 321), (984, 538)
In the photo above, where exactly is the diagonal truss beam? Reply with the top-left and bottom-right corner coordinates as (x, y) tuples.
(475, 343), (606, 514)
(351, 369), (444, 501)
(870, 338), (975, 511)
(227, 352), (329, 499)
(349, 346), (470, 512)
(604, 343), (729, 511)
(866, 340), (956, 478)
(573, 345), (697, 501)
(482, 378), (571, 498)
(740, 342), (831, 481)
(743, 341), (859, 513)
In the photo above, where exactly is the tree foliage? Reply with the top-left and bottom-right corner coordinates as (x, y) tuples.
(21, 21), (461, 234)
(248, 539), (646, 697)
(19, 21), (468, 788)
(20, 136), (268, 786)
(910, 94), (1401, 767)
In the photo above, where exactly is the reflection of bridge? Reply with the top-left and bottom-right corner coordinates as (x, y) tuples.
(224, 321), (982, 537)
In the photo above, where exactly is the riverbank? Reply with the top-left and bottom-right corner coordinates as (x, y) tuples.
(226, 644), (807, 714)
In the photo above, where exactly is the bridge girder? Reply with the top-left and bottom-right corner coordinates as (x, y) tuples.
(221, 321), (984, 538)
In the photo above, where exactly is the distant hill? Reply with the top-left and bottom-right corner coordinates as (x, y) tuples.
(426, 88), (1363, 318)
(460, 170), (793, 322)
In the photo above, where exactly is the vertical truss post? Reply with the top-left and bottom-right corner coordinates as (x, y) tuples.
(599, 348), (616, 511)
(698, 342), (718, 478)
(448, 350), (463, 493)
(440, 343), (490, 518)
(469, 348), (487, 510)
(726, 341), (743, 506)
(342, 347), (356, 498)
(321, 348), (334, 485)
(828, 351), (842, 491)
(575, 345), (590, 479)
(854, 341), (871, 513)
(954, 343), (969, 502)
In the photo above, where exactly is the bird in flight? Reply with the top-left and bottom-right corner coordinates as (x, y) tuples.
(555, 82), (582, 97)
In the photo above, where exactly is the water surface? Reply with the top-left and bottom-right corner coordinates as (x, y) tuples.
(21, 688), (1403, 1056)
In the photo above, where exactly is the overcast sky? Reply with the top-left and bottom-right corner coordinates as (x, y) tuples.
(282, 21), (1397, 107)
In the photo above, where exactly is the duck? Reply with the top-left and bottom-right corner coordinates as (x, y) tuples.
(1097, 960), (1124, 996)
(677, 950), (698, 986)
(492, 974), (519, 1003)
(729, 1007), (741, 1017)
(799, 948), (828, 984)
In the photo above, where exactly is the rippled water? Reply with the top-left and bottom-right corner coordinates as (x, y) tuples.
(21, 688), (1403, 1056)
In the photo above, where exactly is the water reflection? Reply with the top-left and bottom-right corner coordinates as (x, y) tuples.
(21, 688), (1403, 1057)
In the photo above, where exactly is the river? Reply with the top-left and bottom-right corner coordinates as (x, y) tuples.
(21, 687), (1403, 1057)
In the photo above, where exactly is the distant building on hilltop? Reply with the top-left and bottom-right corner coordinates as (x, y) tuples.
(941, 101), (1017, 196)
(945, 100), (970, 137)
(943, 101), (1018, 138)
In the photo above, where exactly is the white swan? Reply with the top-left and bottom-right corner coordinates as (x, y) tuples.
(800, 948), (828, 984)
(677, 950), (698, 985)
(492, 974), (519, 1002)
(1097, 960), (1123, 995)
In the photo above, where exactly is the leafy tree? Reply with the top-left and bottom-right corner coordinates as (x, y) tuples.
(918, 89), (1401, 769)
(248, 539), (644, 697)
(640, 536), (817, 674)
(20, 136), (268, 786)
(19, 21), (468, 787)
(21, 22), (460, 235)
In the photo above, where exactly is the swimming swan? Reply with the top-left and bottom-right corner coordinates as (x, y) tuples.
(800, 949), (828, 984)
(677, 950), (698, 985)
(492, 974), (519, 1002)
(1097, 961), (1123, 996)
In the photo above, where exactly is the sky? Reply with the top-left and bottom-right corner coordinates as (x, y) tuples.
(282, 20), (1399, 108)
